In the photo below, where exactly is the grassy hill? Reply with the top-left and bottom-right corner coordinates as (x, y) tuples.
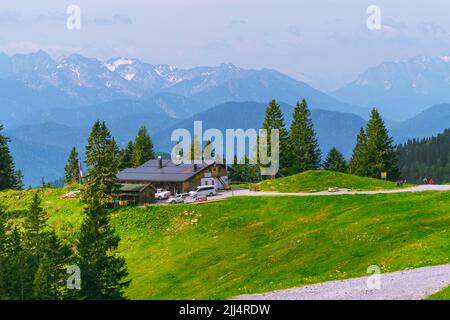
(427, 286), (450, 300)
(1, 186), (449, 299)
(256, 170), (411, 193)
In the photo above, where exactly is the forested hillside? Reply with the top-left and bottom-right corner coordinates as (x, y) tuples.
(398, 129), (450, 183)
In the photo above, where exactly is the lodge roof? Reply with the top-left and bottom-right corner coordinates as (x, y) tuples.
(118, 183), (153, 193)
(117, 159), (216, 183)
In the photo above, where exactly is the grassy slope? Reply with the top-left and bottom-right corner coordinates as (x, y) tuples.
(427, 286), (450, 300)
(257, 170), (412, 193)
(1, 188), (449, 300)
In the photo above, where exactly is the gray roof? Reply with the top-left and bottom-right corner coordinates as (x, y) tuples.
(118, 183), (153, 192)
(117, 159), (212, 183)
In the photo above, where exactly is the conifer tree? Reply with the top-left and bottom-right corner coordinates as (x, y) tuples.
(23, 193), (46, 258)
(119, 141), (134, 170)
(23, 193), (70, 300)
(132, 126), (154, 167)
(288, 99), (321, 174)
(349, 127), (368, 176)
(261, 99), (289, 177)
(0, 124), (17, 190)
(13, 170), (24, 190)
(64, 147), (81, 184)
(322, 147), (347, 172)
(365, 109), (400, 181)
(84, 121), (120, 205)
(76, 198), (130, 299)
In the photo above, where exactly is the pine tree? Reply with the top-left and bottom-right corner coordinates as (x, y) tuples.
(288, 99), (321, 174)
(261, 99), (289, 177)
(23, 193), (46, 258)
(132, 126), (154, 167)
(13, 170), (24, 190)
(0, 124), (17, 190)
(0, 205), (8, 298)
(65, 147), (81, 184)
(348, 127), (368, 176)
(365, 109), (400, 181)
(322, 147), (348, 172)
(84, 121), (120, 205)
(229, 156), (260, 183)
(3, 226), (34, 299)
(76, 198), (130, 299)
(31, 232), (71, 300)
(119, 141), (134, 170)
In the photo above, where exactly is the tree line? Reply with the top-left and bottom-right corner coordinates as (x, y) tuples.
(397, 128), (450, 183)
(0, 120), (145, 299)
(0, 125), (24, 191)
(230, 99), (400, 182)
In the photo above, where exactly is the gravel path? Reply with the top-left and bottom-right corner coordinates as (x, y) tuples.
(234, 264), (450, 300)
(215, 184), (450, 200)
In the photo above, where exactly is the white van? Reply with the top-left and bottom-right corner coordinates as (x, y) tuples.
(189, 185), (217, 198)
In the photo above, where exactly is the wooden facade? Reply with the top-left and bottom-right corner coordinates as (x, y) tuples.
(115, 184), (155, 206)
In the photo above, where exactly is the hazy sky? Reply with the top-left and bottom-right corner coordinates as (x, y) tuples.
(1, 0), (450, 90)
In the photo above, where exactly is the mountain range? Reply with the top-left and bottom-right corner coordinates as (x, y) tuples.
(4, 51), (450, 185)
(332, 55), (450, 121)
(0, 51), (366, 128)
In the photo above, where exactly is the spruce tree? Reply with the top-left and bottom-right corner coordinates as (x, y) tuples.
(322, 147), (348, 172)
(13, 170), (24, 190)
(0, 205), (8, 298)
(84, 121), (120, 205)
(65, 147), (81, 184)
(0, 124), (16, 190)
(119, 141), (134, 170)
(365, 109), (400, 181)
(261, 99), (289, 177)
(31, 232), (71, 300)
(288, 99), (321, 174)
(132, 126), (154, 167)
(23, 193), (46, 258)
(349, 127), (368, 177)
(76, 198), (130, 299)
(23, 193), (70, 300)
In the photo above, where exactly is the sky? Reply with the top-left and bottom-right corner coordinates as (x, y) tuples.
(1, 0), (450, 90)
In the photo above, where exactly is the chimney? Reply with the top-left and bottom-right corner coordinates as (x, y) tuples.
(158, 156), (162, 168)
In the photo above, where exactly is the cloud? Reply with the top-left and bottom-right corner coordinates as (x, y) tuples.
(287, 25), (301, 38)
(0, 11), (23, 25)
(0, 41), (86, 56)
(230, 19), (246, 26)
(35, 11), (133, 26)
(418, 21), (449, 38)
(89, 14), (133, 26)
(35, 11), (66, 24)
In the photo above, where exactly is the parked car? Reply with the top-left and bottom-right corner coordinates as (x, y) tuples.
(156, 188), (171, 200)
(189, 185), (217, 198)
(168, 193), (186, 204)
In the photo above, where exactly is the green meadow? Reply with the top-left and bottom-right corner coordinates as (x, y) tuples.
(1, 185), (449, 299)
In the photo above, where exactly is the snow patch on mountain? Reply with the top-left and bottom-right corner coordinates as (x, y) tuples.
(105, 58), (134, 72)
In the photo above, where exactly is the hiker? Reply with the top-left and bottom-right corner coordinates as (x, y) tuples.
(429, 178), (434, 185)
(423, 178), (428, 185)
